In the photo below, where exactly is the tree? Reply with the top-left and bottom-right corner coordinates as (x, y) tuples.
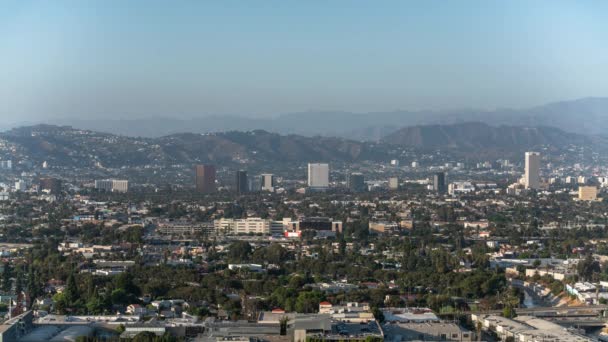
(53, 293), (68, 314)
(2, 262), (11, 293)
(577, 254), (600, 281)
(295, 291), (324, 313)
(64, 271), (79, 306)
(227, 241), (252, 263)
(502, 306), (516, 318)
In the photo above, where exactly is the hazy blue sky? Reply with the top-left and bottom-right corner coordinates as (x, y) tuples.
(1, 0), (607, 123)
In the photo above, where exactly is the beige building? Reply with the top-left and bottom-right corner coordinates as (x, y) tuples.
(524, 152), (540, 189)
(578, 186), (598, 201)
(388, 177), (399, 190)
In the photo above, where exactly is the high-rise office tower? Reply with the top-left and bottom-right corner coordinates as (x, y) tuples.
(260, 174), (276, 192)
(308, 163), (329, 188)
(236, 170), (248, 194)
(347, 173), (366, 192)
(195, 164), (216, 193)
(524, 152), (540, 189)
(433, 172), (446, 193)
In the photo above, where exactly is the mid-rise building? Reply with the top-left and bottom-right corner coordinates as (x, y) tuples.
(524, 152), (540, 189)
(347, 173), (366, 192)
(578, 186), (598, 201)
(388, 177), (399, 190)
(369, 221), (399, 235)
(195, 164), (216, 193)
(307, 163), (329, 189)
(235, 170), (248, 194)
(95, 179), (129, 193)
(448, 181), (475, 195)
(213, 218), (286, 236)
(260, 174), (276, 192)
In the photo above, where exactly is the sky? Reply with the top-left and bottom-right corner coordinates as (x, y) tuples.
(0, 0), (607, 124)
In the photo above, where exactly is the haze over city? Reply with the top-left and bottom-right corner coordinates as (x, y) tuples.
(3, 2), (608, 342)
(1, 0), (608, 129)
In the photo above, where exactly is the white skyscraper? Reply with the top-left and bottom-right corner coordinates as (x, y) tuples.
(524, 152), (540, 189)
(307, 163), (329, 188)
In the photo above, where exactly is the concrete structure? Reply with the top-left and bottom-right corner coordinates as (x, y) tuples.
(448, 181), (474, 195)
(388, 177), (399, 190)
(156, 221), (215, 236)
(260, 173), (276, 192)
(578, 186), (598, 201)
(195, 164), (216, 193)
(524, 152), (541, 190)
(95, 179), (128, 193)
(213, 218), (285, 236)
(369, 221), (399, 235)
(471, 314), (591, 342)
(307, 163), (329, 189)
(382, 307), (439, 323)
(235, 170), (248, 194)
(383, 322), (474, 341)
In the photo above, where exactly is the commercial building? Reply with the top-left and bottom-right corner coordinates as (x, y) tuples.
(578, 186), (598, 201)
(95, 179), (129, 193)
(195, 164), (216, 193)
(213, 218), (285, 236)
(235, 170), (248, 194)
(347, 173), (366, 192)
(383, 322), (474, 341)
(471, 314), (590, 342)
(368, 221), (400, 235)
(260, 173), (276, 192)
(156, 221), (215, 236)
(388, 177), (399, 190)
(307, 163), (329, 189)
(524, 152), (540, 189)
(298, 217), (343, 237)
(448, 181), (474, 195)
(433, 172), (446, 193)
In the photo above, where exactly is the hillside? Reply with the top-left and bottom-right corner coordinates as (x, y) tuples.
(382, 122), (597, 151)
(0, 123), (603, 169)
(0, 125), (388, 168)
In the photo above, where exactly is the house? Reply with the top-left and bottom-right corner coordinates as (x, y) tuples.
(127, 304), (146, 316)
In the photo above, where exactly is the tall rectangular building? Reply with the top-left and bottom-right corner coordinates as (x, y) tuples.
(236, 170), (248, 194)
(308, 163), (329, 188)
(433, 172), (446, 193)
(195, 164), (216, 193)
(347, 173), (366, 192)
(388, 177), (399, 190)
(260, 174), (276, 192)
(524, 152), (540, 189)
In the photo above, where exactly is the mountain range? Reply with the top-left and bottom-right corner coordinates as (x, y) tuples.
(26, 97), (608, 140)
(0, 122), (603, 168)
